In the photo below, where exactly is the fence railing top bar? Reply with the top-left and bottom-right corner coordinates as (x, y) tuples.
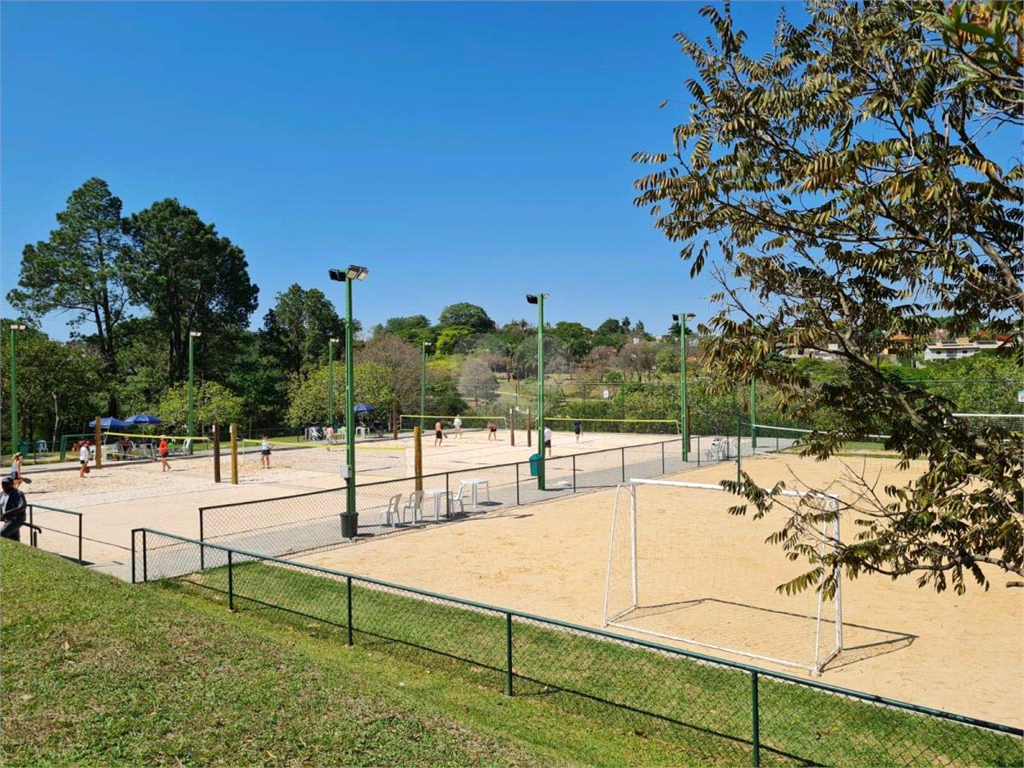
(29, 504), (83, 518)
(132, 526), (1022, 737)
(627, 478), (841, 503)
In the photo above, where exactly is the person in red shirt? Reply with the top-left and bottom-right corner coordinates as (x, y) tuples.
(158, 439), (170, 472)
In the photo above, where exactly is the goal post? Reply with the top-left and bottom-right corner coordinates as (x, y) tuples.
(603, 478), (844, 675)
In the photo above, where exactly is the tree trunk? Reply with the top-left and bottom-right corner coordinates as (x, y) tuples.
(52, 393), (60, 448)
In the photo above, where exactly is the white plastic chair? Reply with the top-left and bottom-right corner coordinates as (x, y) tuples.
(402, 491), (424, 524)
(450, 486), (468, 516)
(384, 493), (404, 526)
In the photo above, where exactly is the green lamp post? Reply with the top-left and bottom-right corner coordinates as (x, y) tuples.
(9, 324), (26, 456)
(188, 331), (202, 453)
(328, 336), (340, 430)
(329, 265), (369, 538)
(420, 342), (431, 430)
(527, 293), (549, 490)
(672, 314), (696, 462)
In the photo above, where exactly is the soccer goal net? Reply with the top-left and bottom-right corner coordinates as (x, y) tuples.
(603, 478), (844, 675)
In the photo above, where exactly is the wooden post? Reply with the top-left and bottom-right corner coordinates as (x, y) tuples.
(413, 426), (423, 491)
(526, 407), (532, 448)
(509, 407), (515, 447)
(230, 423), (238, 485)
(94, 415), (103, 468)
(213, 423), (221, 483)
(392, 401), (399, 439)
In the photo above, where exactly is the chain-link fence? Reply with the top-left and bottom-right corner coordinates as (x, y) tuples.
(197, 431), (768, 558)
(131, 529), (1024, 768)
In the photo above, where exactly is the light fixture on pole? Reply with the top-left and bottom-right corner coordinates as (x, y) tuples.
(526, 294), (550, 490)
(328, 337), (341, 431)
(188, 331), (203, 453)
(672, 314), (696, 462)
(9, 324), (26, 456)
(329, 265), (369, 538)
(420, 342), (431, 430)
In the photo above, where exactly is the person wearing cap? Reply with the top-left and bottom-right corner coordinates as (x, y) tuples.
(0, 477), (28, 541)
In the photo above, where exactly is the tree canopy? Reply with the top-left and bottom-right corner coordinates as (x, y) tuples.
(634, 0), (1022, 592)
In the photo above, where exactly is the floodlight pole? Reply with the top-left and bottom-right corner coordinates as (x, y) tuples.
(9, 324), (25, 455)
(674, 314), (694, 462)
(750, 381), (757, 449)
(328, 337), (339, 431)
(528, 293), (549, 491)
(420, 342), (431, 430)
(344, 277), (356, 529)
(188, 331), (201, 452)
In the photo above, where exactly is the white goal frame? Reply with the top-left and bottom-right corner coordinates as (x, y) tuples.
(603, 478), (844, 675)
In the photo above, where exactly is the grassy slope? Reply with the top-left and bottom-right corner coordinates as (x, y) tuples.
(0, 541), (697, 767)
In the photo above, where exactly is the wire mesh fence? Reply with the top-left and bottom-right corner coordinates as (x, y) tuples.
(198, 432), (760, 557)
(131, 529), (1024, 768)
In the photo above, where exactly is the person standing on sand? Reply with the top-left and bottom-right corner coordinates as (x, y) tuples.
(544, 425), (553, 458)
(573, 419), (582, 444)
(261, 435), (272, 469)
(79, 440), (91, 478)
(453, 416), (463, 438)
(9, 453), (24, 489)
(487, 421), (497, 441)
(158, 438), (171, 471)
(434, 421), (444, 447)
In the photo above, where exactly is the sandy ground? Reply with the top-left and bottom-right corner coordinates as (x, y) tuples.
(16, 429), (678, 578)
(292, 452), (1024, 728)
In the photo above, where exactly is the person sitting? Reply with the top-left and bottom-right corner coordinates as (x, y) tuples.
(0, 477), (28, 541)
(118, 436), (134, 460)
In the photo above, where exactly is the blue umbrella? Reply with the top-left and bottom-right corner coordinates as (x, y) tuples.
(88, 417), (130, 429)
(125, 413), (162, 425)
(353, 404), (374, 414)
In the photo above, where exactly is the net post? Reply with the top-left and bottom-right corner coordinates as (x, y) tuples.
(509, 407), (515, 446)
(392, 401), (399, 440)
(230, 424), (238, 485)
(697, 435), (701, 466)
(621, 447), (626, 484)
(94, 416), (103, 468)
(661, 441), (666, 474)
(526, 407), (532, 447)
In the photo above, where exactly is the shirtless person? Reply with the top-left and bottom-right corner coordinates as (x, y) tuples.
(434, 421), (444, 447)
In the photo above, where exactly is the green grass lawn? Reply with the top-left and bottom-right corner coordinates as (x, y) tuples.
(1, 541), (738, 767)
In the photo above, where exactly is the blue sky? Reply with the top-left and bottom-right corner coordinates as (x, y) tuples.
(1, 1), (796, 339)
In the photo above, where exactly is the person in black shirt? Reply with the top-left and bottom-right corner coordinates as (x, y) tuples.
(0, 477), (28, 542)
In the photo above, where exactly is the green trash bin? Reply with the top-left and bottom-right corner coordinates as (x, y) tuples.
(18, 441), (29, 457)
(529, 452), (542, 478)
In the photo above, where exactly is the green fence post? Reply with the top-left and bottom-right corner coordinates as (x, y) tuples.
(572, 456), (577, 493)
(506, 612), (514, 697)
(697, 435), (701, 466)
(737, 417), (742, 483)
(347, 576), (354, 646)
(227, 551), (234, 611)
(77, 514), (83, 564)
(199, 509), (205, 572)
(515, 463), (520, 505)
(131, 528), (137, 584)
(142, 530), (148, 583)
(661, 442), (666, 474)
(752, 671), (761, 767)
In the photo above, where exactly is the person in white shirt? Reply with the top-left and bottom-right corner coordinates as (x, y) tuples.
(544, 426), (553, 458)
(453, 416), (463, 438)
(79, 440), (91, 478)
